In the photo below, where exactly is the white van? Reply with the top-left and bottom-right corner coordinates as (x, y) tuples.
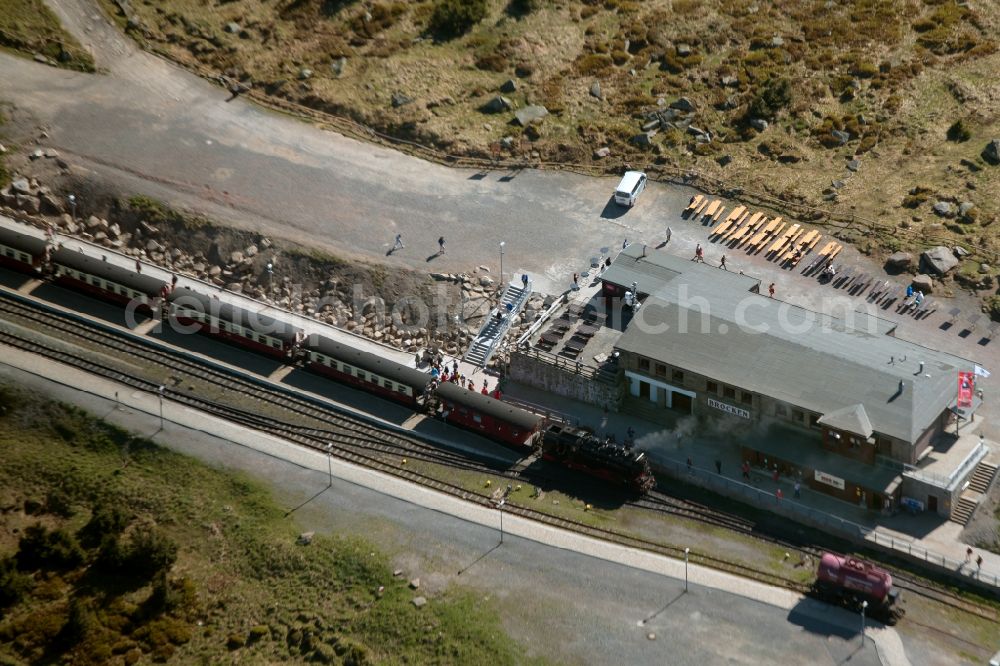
(614, 170), (647, 207)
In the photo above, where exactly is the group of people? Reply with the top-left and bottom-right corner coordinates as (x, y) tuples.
(425, 356), (502, 399)
(899, 284), (925, 313)
(965, 546), (984, 572)
(389, 234), (446, 255)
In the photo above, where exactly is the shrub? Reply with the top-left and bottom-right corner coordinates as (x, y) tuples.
(506, 0), (540, 17)
(746, 78), (792, 120)
(79, 501), (131, 548)
(946, 119), (971, 142)
(16, 524), (85, 571)
(96, 525), (177, 580)
(427, 0), (488, 39)
(0, 556), (33, 607)
(575, 53), (613, 75)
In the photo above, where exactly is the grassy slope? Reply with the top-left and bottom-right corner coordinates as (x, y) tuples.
(103, 0), (1000, 273)
(0, 0), (95, 71)
(0, 386), (544, 665)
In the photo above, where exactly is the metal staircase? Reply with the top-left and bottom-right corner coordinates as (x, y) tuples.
(463, 279), (531, 368)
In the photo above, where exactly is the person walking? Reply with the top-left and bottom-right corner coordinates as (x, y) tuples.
(966, 547), (973, 563)
(776, 488), (784, 500)
(665, 227), (672, 244)
(719, 255), (728, 271)
(393, 234), (404, 251)
(622, 238), (630, 250)
(714, 459), (722, 474)
(976, 554), (983, 572)
(572, 272), (579, 290)
(438, 236), (446, 254)
(768, 283), (775, 298)
(794, 481), (801, 499)
(521, 273), (529, 289)
(686, 457), (692, 473)
(741, 461), (750, 481)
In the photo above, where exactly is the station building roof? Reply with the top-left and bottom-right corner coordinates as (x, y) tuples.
(607, 246), (975, 444)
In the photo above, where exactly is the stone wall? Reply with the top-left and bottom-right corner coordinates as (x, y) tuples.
(509, 351), (622, 409)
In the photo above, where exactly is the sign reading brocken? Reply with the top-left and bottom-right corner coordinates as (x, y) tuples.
(707, 398), (750, 419)
(814, 470), (846, 490)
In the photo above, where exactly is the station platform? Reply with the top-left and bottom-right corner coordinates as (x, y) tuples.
(501, 379), (1000, 589)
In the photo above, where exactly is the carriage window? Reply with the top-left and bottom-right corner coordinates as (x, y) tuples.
(272, 340), (281, 349)
(473, 414), (482, 423)
(342, 365), (352, 374)
(397, 386), (409, 394)
(4, 248), (13, 257)
(384, 380), (393, 389)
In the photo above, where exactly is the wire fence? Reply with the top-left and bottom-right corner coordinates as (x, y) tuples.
(655, 457), (1000, 591)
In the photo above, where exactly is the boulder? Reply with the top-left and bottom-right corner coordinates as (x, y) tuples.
(641, 118), (661, 132)
(771, 36), (785, 47)
(931, 201), (954, 217)
(750, 118), (768, 131)
(481, 96), (512, 114)
(514, 105), (548, 126)
(979, 263), (991, 274)
(39, 193), (63, 215)
(847, 159), (861, 172)
(224, 22), (241, 34)
(982, 139), (1000, 165)
(885, 251), (912, 269)
(716, 154), (732, 167)
(15, 194), (39, 214)
(920, 246), (958, 275)
(298, 68), (312, 80)
(958, 202), (975, 216)
(721, 75), (738, 87)
(911, 274), (934, 293)
(589, 81), (602, 99)
(593, 147), (611, 159)
(675, 43), (692, 57)
(953, 246), (969, 258)
(11, 178), (31, 195)
(409, 578), (420, 590)
(499, 78), (517, 93)
(412, 596), (427, 608)
(296, 531), (314, 545)
(390, 92), (413, 108)
(631, 131), (655, 146)
(229, 250), (245, 264)
(331, 56), (346, 77)
(670, 96), (695, 112)
(831, 130), (850, 145)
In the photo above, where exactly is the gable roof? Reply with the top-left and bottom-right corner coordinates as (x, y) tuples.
(608, 247), (975, 444)
(817, 404), (874, 438)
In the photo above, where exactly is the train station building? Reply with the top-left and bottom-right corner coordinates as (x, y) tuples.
(519, 244), (990, 519)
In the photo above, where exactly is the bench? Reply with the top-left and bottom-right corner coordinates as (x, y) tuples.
(685, 195), (704, 212)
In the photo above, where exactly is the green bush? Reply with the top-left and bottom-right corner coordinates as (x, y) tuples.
(746, 78), (792, 120)
(427, 0), (487, 39)
(506, 0), (540, 17)
(16, 524), (85, 571)
(0, 556), (33, 607)
(79, 501), (131, 548)
(96, 525), (177, 580)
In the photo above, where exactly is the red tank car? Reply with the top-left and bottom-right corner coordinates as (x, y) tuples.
(814, 552), (902, 621)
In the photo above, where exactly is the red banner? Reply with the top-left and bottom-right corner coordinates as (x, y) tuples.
(957, 371), (974, 409)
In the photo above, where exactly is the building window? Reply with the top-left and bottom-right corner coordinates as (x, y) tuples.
(809, 414), (820, 428)
(655, 363), (666, 377)
(775, 404), (787, 417)
(741, 391), (752, 406)
(706, 381), (718, 394)
(723, 386), (736, 399)
(792, 409), (804, 423)
(638, 358), (650, 371)
(672, 369), (684, 383)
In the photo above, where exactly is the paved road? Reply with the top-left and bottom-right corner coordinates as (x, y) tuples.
(0, 357), (891, 666)
(2, 0), (687, 295)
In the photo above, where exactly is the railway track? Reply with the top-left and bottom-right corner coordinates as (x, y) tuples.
(0, 288), (997, 632)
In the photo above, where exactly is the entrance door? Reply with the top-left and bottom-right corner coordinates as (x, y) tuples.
(671, 392), (693, 414)
(928, 495), (938, 513)
(639, 381), (651, 400)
